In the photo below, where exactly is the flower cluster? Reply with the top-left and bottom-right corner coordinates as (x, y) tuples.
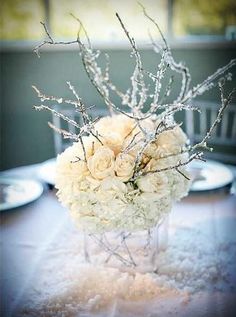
(55, 114), (191, 232)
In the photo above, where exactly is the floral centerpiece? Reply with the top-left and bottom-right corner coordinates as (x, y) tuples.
(33, 6), (235, 270)
(55, 114), (190, 233)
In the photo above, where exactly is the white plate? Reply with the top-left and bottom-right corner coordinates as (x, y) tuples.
(38, 158), (56, 186)
(0, 177), (44, 211)
(189, 160), (234, 192)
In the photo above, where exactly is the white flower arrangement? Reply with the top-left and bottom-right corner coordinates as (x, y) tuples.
(55, 114), (190, 232)
(33, 6), (235, 235)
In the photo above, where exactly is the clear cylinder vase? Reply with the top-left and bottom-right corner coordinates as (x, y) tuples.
(83, 215), (169, 273)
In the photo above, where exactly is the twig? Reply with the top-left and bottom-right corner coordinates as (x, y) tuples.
(34, 22), (78, 57)
(48, 121), (79, 141)
(34, 105), (79, 128)
(140, 3), (191, 102)
(89, 233), (135, 267)
(193, 86), (236, 151)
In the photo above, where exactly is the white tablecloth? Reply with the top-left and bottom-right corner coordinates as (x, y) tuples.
(1, 164), (236, 317)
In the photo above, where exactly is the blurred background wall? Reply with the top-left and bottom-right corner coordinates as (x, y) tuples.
(1, 0), (236, 170)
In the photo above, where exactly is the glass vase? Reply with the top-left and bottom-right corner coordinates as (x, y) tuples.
(83, 215), (169, 273)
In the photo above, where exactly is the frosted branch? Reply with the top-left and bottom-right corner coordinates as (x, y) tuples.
(116, 13), (148, 114)
(34, 105), (80, 128)
(89, 233), (135, 267)
(34, 22), (78, 57)
(32, 85), (81, 107)
(141, 152), (204, 177)
(193, 85), (236, 151)
(182, 59), (236, 103)
(140, 3), (191, 103)
(48, 121), (79, 141)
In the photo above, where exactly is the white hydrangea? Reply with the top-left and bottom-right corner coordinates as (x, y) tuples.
(55, 115), (191, 233)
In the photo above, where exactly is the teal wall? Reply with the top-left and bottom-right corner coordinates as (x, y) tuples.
(1, 46), (236, 170)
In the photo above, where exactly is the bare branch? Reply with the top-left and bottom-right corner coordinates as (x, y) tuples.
(70, 13), (91, 48)
(193, 85), (236, 151)
(176, 167), (190, 180)
(48, 121), (79, 141)
(34, 105), (79, 128)
(116, 13), (147, 114)
(159, 75), (174, 104)
(32, 85), (81, 107)
(140, 3), (191, 102)
(182, 59), (236, 103)
(34, 22), (78, 57)
(137, 152), (204, 179)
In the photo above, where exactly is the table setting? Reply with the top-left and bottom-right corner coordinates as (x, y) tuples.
(1, 5), (236, 317)
(1, 160), (236, 317)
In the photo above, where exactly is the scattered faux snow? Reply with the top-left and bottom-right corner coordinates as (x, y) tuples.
(15, 217), (236, 317)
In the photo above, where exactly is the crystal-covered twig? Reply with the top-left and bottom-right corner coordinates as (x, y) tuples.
(88, 233), (136, 267)
(48, 122), (79, 141)
(141, 152), (204, 177)
(33, 84), (103, 161)
(33, 105), (79, 128)
(182, 60), (236, 103)
(120, 14), (149, 113)
(139, 3), (191, 103)
(34, 22), (78, 58)
(121, 232), (137, 266)
(193, 85), (236, 151)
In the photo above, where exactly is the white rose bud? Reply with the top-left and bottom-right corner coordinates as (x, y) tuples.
(87, 146), (115, 180)
(114, 153), (135, 182)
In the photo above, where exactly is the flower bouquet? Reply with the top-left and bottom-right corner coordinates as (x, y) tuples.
(33, 7), (235, 272)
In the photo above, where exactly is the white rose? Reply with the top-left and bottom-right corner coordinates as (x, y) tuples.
(157, 126), (187, 155)
(137, 172), (169, 198)
(64, 137), (100, 161)
(144, 156), (177, 172)
(94, 115), (137, 155)
(55, 144), (92, 207)
(116, 115), (136, 137)
(100, 132), (124, 155)
(79, 136), (100, 158)
(95, 115), (135, 139)
(133, 117), (155, 135)
(169, 168), (191, 201)
(144, 141), (159, 158)
(55, 143), (89, 181)
(96, 177), (127, 203)
(122, 135), (142, 157)
(114, 153), (135, 182)
(87, 146), (115, 180)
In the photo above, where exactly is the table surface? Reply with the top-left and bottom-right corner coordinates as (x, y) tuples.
(1, 163), (236, 317)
